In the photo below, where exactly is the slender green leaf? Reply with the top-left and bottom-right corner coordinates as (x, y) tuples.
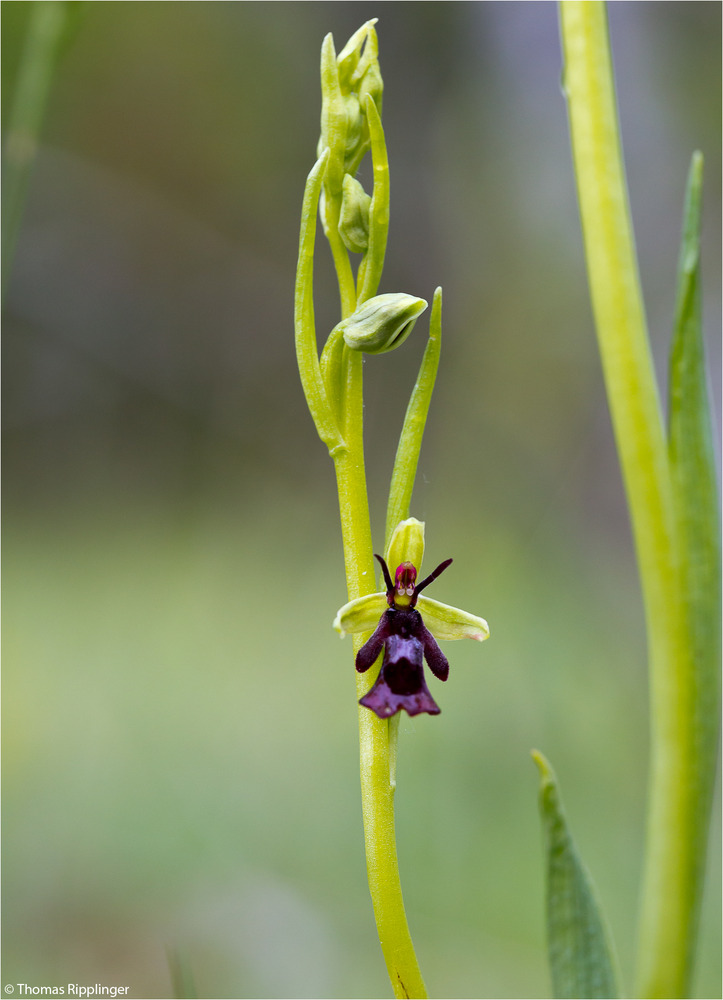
(666, 150), (721, 904)
(532, 750), (620, 1000)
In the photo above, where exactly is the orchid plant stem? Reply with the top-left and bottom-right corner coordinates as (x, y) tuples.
(295, 91), (427, 1000)
(332, 343), (428, 1000)
(560, 3), (718, 995)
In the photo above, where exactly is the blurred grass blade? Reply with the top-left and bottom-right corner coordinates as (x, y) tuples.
(532, 751), (620, 999)
(666, 146), (721, 914)
(167, 945), (197, 1000)
(2, 1), (70, 298)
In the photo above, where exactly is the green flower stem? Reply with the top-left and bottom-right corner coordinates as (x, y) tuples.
(324, 190), (357, 319)
(356, 288), (443, 999)
(559, 4), (713, 995)
(332, 347), (428, 1000)
(353, 287), (443, 1000)
(335, 286), (428, 1000)
(355, 701), (427, 1000)
(335, 348), (373, 601)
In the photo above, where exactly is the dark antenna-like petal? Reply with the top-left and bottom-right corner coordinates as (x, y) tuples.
(418, 622), (450, 681)
(411, 558), (453, 605)
(374, 553), (395, 601)
(356, 614), (393, 673)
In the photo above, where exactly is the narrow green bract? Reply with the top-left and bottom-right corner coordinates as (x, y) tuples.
(533, 752), (620, 1000)
(385, 289), (443, 552)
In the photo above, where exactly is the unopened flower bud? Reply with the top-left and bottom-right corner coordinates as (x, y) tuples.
(337, 19), (378, 93)
(341, 94), (364, 173)
(358, 61), (384, 119)
(338, 175), (371, 253)
(338, 293), (428, 355)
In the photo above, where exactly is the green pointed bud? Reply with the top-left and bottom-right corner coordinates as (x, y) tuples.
(339, 174), (371, 253)
(337, 19), (378, 93)
(358, 61), (384, 121)
(346, 53), (382, 177)
(341, 93), (364, 173)
(338, 293), (427, 355)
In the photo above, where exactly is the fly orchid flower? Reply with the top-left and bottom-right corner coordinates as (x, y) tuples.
(333, 518), (489, 718)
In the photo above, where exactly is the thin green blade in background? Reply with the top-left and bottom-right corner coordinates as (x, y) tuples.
(532, 750), (620, 999)
(666, 148), (721, 927)
(167, 946), (197, 1000)
(2, 1), (81, 298)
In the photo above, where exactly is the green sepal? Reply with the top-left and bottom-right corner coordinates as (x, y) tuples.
(415, 596), (489, 642)
(333, 592), (387, 638)
(386, 517), (425, 577)
(333, 591), (489, 644)
(532, 751), (620, 1000)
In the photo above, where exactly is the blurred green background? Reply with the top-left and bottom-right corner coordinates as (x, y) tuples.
(2, 2), (720, 998)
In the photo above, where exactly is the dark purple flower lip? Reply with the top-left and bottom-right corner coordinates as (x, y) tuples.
(359, 655), (441, 717)
(356, 554), (453, 718)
